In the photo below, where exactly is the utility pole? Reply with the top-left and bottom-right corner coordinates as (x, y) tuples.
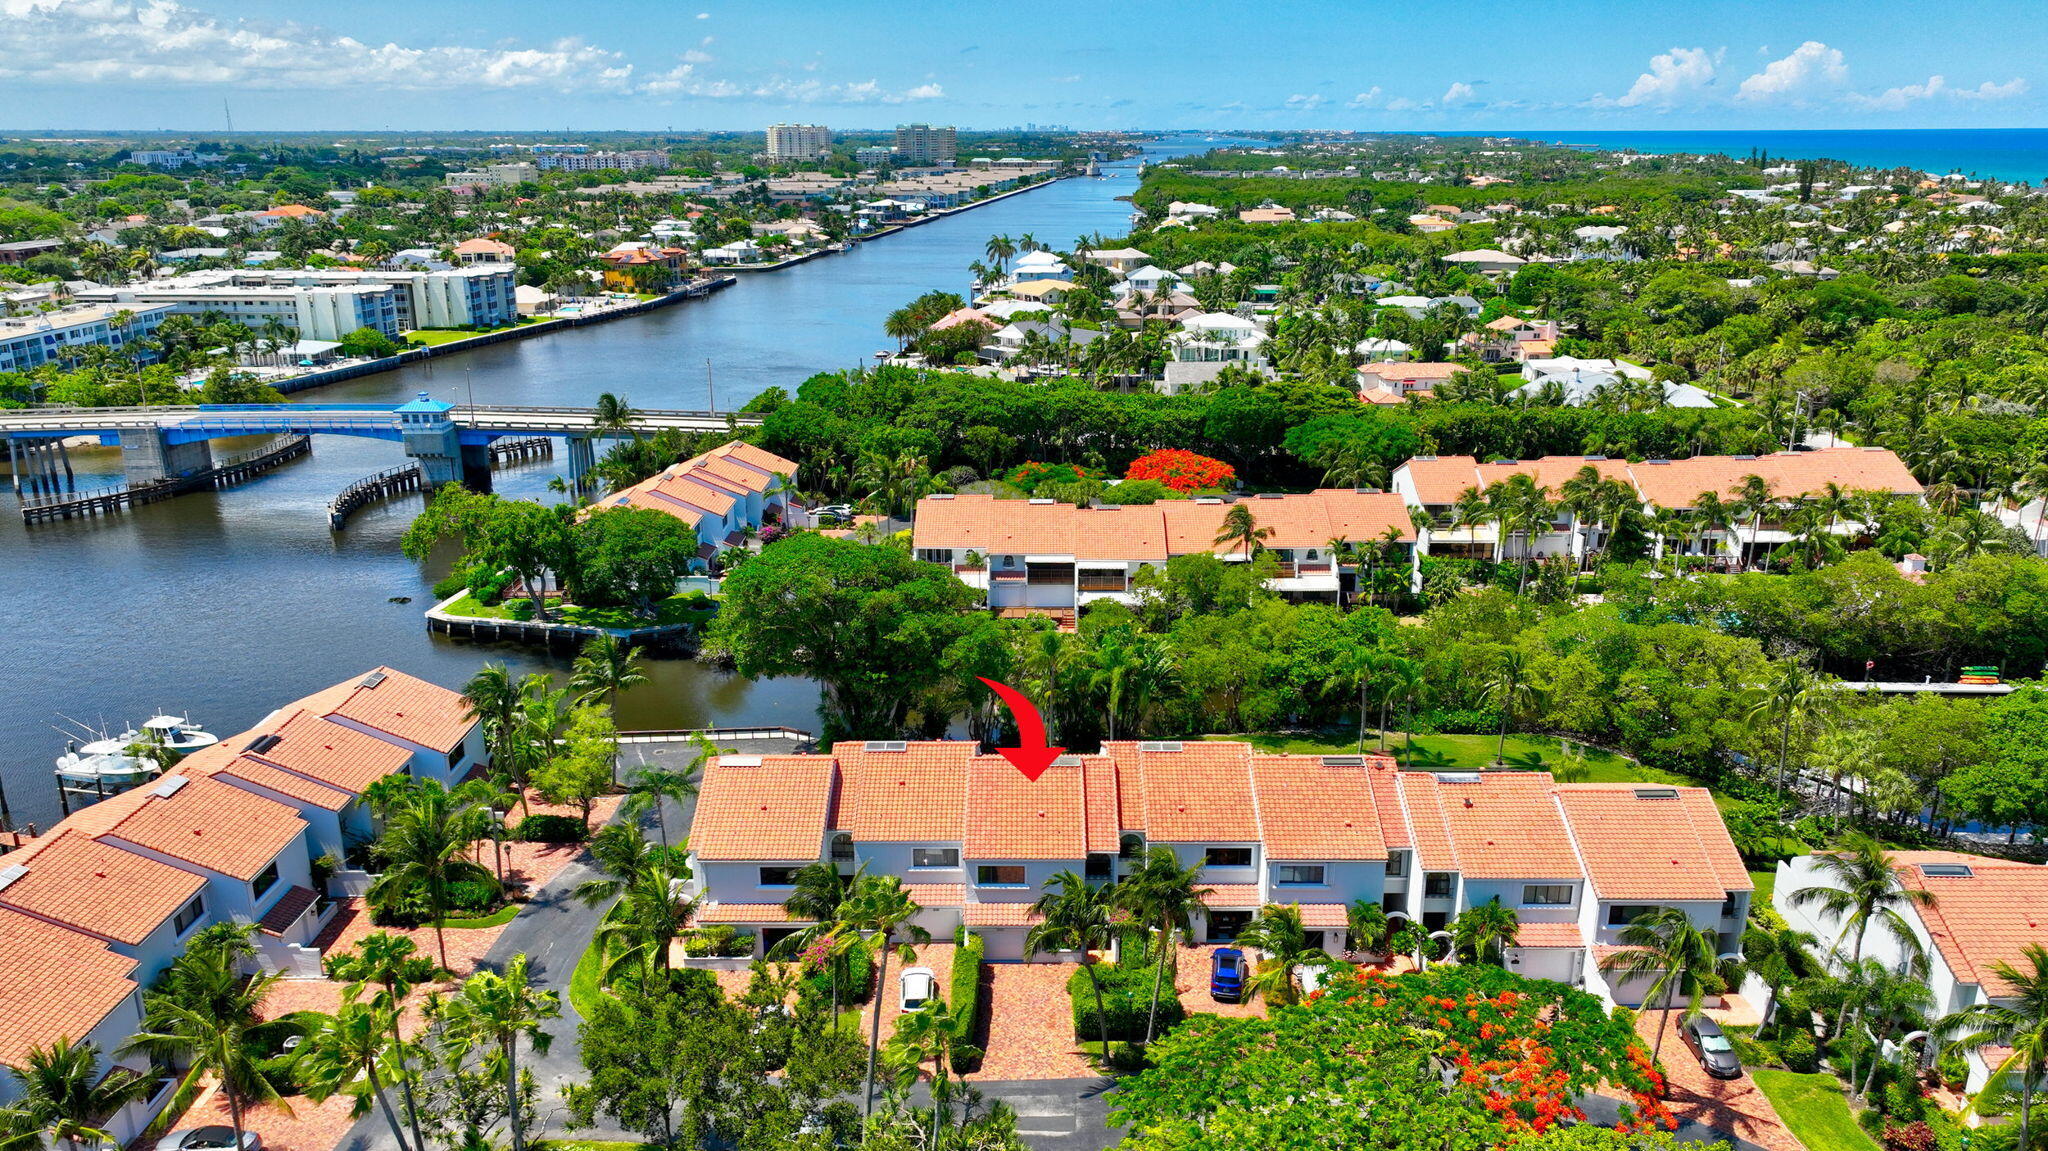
(705, 358), (716, 413)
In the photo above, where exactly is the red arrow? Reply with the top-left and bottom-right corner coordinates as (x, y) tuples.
(977, 676), (1065, 781)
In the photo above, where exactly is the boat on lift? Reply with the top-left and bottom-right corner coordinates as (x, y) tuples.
(52, 714), (218, 814)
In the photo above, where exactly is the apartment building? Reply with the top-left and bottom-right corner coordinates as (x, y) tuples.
(443, 162), (538, 189)
(1391, 448), (1924, 563)
(767, 123), (833, 161)
(129, 149), (223, 169)
(0, 303), (173, 373)
(79, 264), (516, 335)
(893, 123), (958, 166)
(594, 440), (799, 564)
(911, 491), (1416, 618)
(1776, 851), (2048, 1095)
(0, 667), (481, 1142)
(536, 149), (668, 172)
(686, 740), (1750, 1000)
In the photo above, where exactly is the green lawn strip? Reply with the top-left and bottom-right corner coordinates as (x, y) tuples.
(1749, 868), (1778, 907)
(569, 931), (607, 1019)
(441, 591), (714, 630)
(1209, 731), (1695, 784)
(438, 904), (520, 929)
(1752, 1070), (1884, 1151)
(535, 1141), (652, 1151)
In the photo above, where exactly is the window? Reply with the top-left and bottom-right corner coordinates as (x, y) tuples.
(1720, 893), (1740, 919)
(830, 833), (855, 862)
(448, 743), (466, 770)
(251, 861), (280, 900)
(912, 848), (960, 869)
(1608, 904), (1662, 926)
(758, 866), (801, 887)
(1384, 852), (1409, 878)
(1522, 884), (1573, 906)
(1275, 864), (1326, 886)
(1085, 853), (1113, 880)
(173, 894), (206, 935)
(1204, 847), (1253, 868)
(1423, 872), (1454, 898)
(976, 865), (1026, 886)
(1119, 833), (1146, 861)
(1207, 910), (1253, 942)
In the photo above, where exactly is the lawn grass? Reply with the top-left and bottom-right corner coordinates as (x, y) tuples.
(404, 319), (537, 346)
(439, 904), (520, 929)
(1752, 1070), (1883, 1151)
(442, 591), (715, 631)
(1749, 868), (1778, 907)
(535, 1141), (651, 1151)
(1211, 730), (1699, 785)
(569, 931), (607, 1019)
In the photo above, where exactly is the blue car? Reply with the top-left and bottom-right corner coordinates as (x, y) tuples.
(1210, 947), (1247, 1002)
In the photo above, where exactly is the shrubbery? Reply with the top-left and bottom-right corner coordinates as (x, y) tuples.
(515, 813), (587, 843)
(1778, 1032), (1821, 1074)
(951, 931), (985, 1071)
(1068, 961), (1185, 1040)
(680, 925), (757, 957)
(799, 940), (874, 1005)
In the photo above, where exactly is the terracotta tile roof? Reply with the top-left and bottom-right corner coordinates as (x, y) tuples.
(1396, 773), (1457, 871)
(689, 755), (835, 861)
(706, 441), (798, 478)
(1294, 903), (1351, 928)
(912, 492), (1414, 559)
(0, 830), (205, 945)
(836, 742), (973, 842)
(247, 709), (414, 794)
(1553, 785), (1748, 901)
(1431, 772), (1583, 881)
(1512, 920), (1587, 948)
(1138, 742), (1260, 843)
(1398, 455), (1485, 506)
(964, 758), (1086, 860)
(698, 903), (799, 924)
(1368, 759), (1413, 850)
(187, 749), (353, 812)
(964, 903), (1044, 927)
(321, 667), (474, 753)
(257, 885), (320, 936)
(1313, 489), (1417, 544)
(1359, 362), (1468, 383)
(1080, 755), (1122, 854)
(903, 882), (964, 908)
(1250, 755), (1388, 860)
(1474, 455), (1634, 497)
(1073, 504), (1170, 561)
(1201, 884), (1263, 908)
(1886, 855), (2048, 996)
(1108, 744), (1148, 834)
(1624, 447), (1922, 509)
(0, 907), (138, 1067)
(89, 775), (307, 881)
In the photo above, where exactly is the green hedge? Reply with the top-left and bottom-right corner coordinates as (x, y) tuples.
(1068, 961), (1184, 1041)
(515, 813), (587, 843)
(951, 932), (985, 1072)
(800, 940), (874, 1005)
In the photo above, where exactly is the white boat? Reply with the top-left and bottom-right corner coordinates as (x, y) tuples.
(53, 715), (218, 812)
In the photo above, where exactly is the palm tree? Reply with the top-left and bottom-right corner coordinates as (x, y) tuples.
(1941, 944), (2048, 1151)
(1121, 846), (1211, 1045)
(437, 954), (559, 1151)
(1234, 904), (1327, 1006)
(575, 825), (695, 980)
(325, 930), (440, 1150)
(299, 1003), (416, 1151)
(889, 998), (980, 1137)
(842, 876), (931, 1125)
(591, 392), (639, 439)
(1730, 474), (1779, 569)
(1, 1038), (153, 1151)
(772, 861), (864, 1023)
(122, 944), (288, 1151)
(1481, 648), (1544, 766)
(1742, 923), (1819, 1038)
(1597, 906), (1722, 1071)
(1787, 834), (1935, 969)
(1345, 898), (1391, 957)
(1745, 658), (1832, 818)
(1690, 492), (1736, 567)
(1088, 636), (1140, 743)
(1387, 657), (1429, 759)
(1213, 503), (1270, 559)
(460, 664), (523, 779)
(1557, 465), (1608, 570)
(984, 234), (1016, 275)
(1452, 897), (1521, 965)
(1849, 960), (1934, 1101)
(569, 634), (648, 710)
(1324, 645), (1386, 754)
(618, 761), (698, 849)
(365, 778), (498, 969)
(1028, 872), (1119, 1064)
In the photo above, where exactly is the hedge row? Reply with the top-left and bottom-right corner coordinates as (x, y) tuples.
(951, 931), (985, 1072)
(1068, 961), (1184, 1041)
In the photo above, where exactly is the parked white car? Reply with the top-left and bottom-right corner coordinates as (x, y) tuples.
(898, 966), (938, 1012)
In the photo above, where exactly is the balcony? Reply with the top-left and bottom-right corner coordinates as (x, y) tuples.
(1077, 575), (1127, 593)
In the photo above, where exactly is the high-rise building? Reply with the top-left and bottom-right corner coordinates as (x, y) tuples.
(892, 123), (957, 166)
(766, 123), (832, 162)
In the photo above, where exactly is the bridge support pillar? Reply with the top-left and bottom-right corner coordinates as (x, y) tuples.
(461, 444), (493, 493)
(119, 429), (212, 487)
(565, 436), (596, 492)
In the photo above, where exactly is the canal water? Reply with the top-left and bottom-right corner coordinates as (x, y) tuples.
(0, 137), (1223, 828)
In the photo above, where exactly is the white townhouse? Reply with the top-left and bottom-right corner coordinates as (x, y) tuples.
(1776, 851), (2048, 1097)
(1167, 311), (1266, 364)
(595, 440), (800, 566)
(686, 740), (1750, 1003)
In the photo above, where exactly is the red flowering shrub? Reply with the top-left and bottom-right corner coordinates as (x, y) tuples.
(1883, 1123), (1937, 1151)
(1124, 448), (1236, 493)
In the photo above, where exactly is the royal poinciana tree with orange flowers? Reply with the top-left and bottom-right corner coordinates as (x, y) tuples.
(1124, 448), (1236, 494)
(1109, 964), (1673, 1151)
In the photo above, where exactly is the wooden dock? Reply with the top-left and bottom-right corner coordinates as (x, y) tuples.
(19, 434), (310, 525)
(488, 437), (554, 465)
(327, 463), (424, 530)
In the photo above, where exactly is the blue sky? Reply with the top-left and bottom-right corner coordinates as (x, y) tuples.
(0, 0), (2040, 131)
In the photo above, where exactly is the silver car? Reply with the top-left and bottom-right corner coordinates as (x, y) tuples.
(156, 1128), (261, 1151)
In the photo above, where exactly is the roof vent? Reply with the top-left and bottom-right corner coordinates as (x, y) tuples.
(1632, 787), (1680, 800)
(358, 670), (388, 689)
(1352, 487), (1384, 494)
(244, 733), (283, 755)
(1414, 455), (1438, 461)
(719, 755), (763, 767)
(1643, 459), (1670, 465)
(1256, 493), (1283, 500)
(151, 775), (189, 799)
(1137, 741), (1183, 753)
(867, 741), (908, 753)
(927, 493), (956, 500)
(1436, 772), (1481, 784)
(1321, 756), (1366, 767)
(1732, 455), (1757, 461)
(1194, 497), (1224, 504)
(0, 865), (25, 894)
(1584, 455), (1608, 461)
(1028, 498), (1056, 505)
(1920, 863), (1974, 878)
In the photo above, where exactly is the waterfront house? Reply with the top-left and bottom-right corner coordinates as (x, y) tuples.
(1006, 250), (1070, 283)
(684, 739), (1748, 999)
(1167, 312), (1266, 364)
(1775, 851), (2048, 1096)
(1461, 316), (1560, 362)
(454, 237), (517, 265)
(1078, 246), (1152, 274)
(597, 440), (799, 563)
(0, 909), (163, 1145)
(1003, 279), (1074, 304)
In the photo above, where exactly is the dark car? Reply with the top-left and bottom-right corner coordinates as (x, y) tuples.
(1682, 1015), (1743, 1079)
(1210, 947), (1247, 1002)
(156, 1128), (261, 1151)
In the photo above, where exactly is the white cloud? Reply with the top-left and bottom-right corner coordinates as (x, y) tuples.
(680, 49), (714, 64)
(1345, 86), (1382, 108)
(1442, 81), (1475, 104)
(1847, 73), (2029, 110)
(1737, 40), (1847, 103)
(695, 10), (709, 16)
(642, 65), (942, 103)
(1284, 93), (1326, 111)
(0, 0), (637, 91)
(1384, 96), (1424, 112)
(1616, 46), (1720, 107)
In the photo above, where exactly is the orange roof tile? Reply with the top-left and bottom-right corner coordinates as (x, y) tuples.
(1139, 743), (1259, 843)
(1887, 854), (2048, 996)
(963, 758), (1086, 860)
(903, 882), (964, 908)
(1080, 755), (1122, 854)
(1396, 773), (1457, 871)
(90, 775), (306, 881)
(1367, 759), (1412, 850)
(963, 903), (1043, 927)
(321, 667), (474, 753)
(0, 908), (139, 1067)
(1431, 773), (1582, 881)
(836, 742), (973, 843)
(1625, 447), (1922, 509)
(1511, 920), (1586, 948)
(1397, 455), (1484, 506)
(698, 903), (799, 924)
(1553, 785), (1748, 901)
(706, 441), (799, 478)
(1250, 755), (1388, 860)
(0, 830), (205, 945)
(197, 753), (355, 811)
(1293, 903), (1351, 928)
(689, 755), (835, 861)
(245, 710), (416, 795)
(912, 492), (1414, 558)
(1200, 884), (1263, 908)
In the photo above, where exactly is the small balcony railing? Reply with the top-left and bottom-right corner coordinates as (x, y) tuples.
(1077, 576), (1127, 593)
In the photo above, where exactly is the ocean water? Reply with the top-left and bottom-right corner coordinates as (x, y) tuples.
(1445, 129), (2048, 184)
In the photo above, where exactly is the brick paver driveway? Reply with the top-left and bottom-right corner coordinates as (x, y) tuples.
(1632, 1008), (1801, 1151)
